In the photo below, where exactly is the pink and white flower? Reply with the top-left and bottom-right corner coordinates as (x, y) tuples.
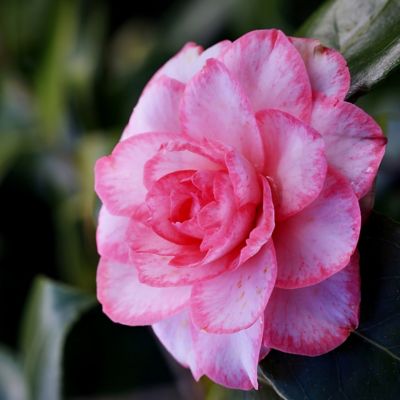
(95, 30), (386, 390)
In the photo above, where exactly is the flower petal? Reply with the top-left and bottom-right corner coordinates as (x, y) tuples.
(134, 251), (234, 287)
(257, 109), (327, 220)
(237, 177), (275, 266)
(129, 219), (200, 258)
(180, 58), (264, 170)
(290, 37), (350, 99)
(223, 29), (312, 121)
(198, 173), (256, 264)
(97, 258), (191, 325)
(96, 206), (131, 263)
(195, 40), (231, 69)
(145, 170), (200, 245)
(95, 132), (172, 216)
(311, 95), (387, 198)
(191, 242), (277, 333)
(225, 150), (261, 206)
(152, 309), (201, 379)
(152, 40), (231, 84)
(274, 168), (361, 289)
(152, 42), (203, 83)
(143, 139), (223, 190)
(259, 345), (270, 361)
(193, 316), (264, 390)
(130, 217), (234, 287)
(263, 253), (360, 356)
(123, 76), (184, 140)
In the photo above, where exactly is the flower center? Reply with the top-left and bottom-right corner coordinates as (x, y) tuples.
(170, 195), (194, 223)
(145, 168), (261, 264)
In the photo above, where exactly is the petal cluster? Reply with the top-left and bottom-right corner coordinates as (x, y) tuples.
(95, 30), (386, 390)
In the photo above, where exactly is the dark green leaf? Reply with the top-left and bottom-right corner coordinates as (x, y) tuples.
(206, 381), (283, 400)
(298, 0), (400, 99)
(0, 345), (28, 400)
(261, 212), (400, 400)
(19, 276), (95, 400)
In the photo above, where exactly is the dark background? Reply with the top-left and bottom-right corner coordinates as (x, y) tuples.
(0, 0), (399, 398)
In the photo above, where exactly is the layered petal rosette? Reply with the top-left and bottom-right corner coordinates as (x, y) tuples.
(95, 30), (386, 390)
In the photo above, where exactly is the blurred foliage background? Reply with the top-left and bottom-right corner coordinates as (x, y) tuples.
(0, 0), (399, 399)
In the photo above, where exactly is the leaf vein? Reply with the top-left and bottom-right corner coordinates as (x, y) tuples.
(352, 330), (400, 362)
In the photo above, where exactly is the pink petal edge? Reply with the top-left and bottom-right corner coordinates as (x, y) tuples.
(191, 241), (277, 333)
(257, 108), (327, 220)
(263, 252), (360, 356)
(97, 258), (191, 325)
(180, 58), (264, 171)
(290, 37), (350, 100)
(274, 168), (361, 289)
(311, 95), (387, 199)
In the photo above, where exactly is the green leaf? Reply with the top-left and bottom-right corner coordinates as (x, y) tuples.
(0, 345), (28, 400)
(261, 212), (400, 400)
(298, 0), (400, 99)
(19, 276), (95, 400)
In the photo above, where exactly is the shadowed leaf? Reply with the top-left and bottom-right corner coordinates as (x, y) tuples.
(261, 213), (400, 400)
(19, 277), (95, 400)
(0, 345), (28, 400)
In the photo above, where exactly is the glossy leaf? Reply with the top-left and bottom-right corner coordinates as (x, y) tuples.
(19, 276), (95, 400)
(298, 0), (400, 99)
(261, 213), (400, 399)
(0, 345), (28, 400)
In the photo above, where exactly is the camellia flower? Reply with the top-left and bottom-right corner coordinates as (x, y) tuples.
(95, 30), (386, 390)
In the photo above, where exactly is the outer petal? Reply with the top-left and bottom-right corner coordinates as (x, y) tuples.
(152, 42), (203, 83)
(191, 242), (277, 333)
(96, 206), (131, 263)
(95, 132), (172, 216)
(263, 253), (360, 356)
(122, 76), (184, 140)
(223, 29), (312, 121)
(152, 40), (231, 84)
(290, 37), (350, 99)
(274, 168), (361, 289)
(194, 40), (231, 71)
(180, 59), (264, 170)
(152, 309), (201, 379)
(257, 109), (327, 220)
(123, 41), (231, 140)
(97, 258), (191, 325)
(311, 95), (387, 198)
(259, 345), (270, 361)
(193, 316), (264, 390)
